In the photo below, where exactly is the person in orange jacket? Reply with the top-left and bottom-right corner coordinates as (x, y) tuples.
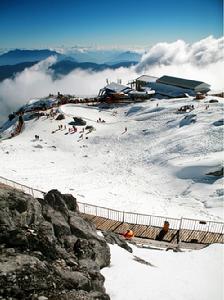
(123, 229), (134, 240)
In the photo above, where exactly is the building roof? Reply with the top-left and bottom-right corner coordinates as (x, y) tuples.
(104, 82), (131, 93)
(157, 75), (210, 90)
(136, 75), (158, 83)
(146, 82), (195, 98)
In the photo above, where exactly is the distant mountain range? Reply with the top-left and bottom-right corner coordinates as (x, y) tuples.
(0, 49), (140, 81)
(0, 49), (65, 65)
(0, 49), (142, 66)
(106, 51), (142, 65)
(0, 61), (38, 81)
(0, 59), (138, 82)
(56, 49), (142, 64)
(50, 60), (137, 77)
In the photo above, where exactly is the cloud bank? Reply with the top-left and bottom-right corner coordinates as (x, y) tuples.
(136, 36), (224, 71)
(0, 36), (223, 124)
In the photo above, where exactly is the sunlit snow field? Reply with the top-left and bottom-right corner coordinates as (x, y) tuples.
(102, 243), (224, 300)
(0, 96), (223, 221)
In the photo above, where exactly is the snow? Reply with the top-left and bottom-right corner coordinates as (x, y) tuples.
(0, 94), (223, 300)
(0, 96), (223, 221)
(102, 243), (224, 300)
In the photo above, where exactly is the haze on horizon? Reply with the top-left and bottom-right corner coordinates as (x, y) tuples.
(0, 0), (222, 49)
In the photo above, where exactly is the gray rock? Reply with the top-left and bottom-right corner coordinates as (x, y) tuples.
(206, 167), (223, 177)
(55, 113), (65, 120)
(102, 230), (133, 253)
(0, 188), (110, 299)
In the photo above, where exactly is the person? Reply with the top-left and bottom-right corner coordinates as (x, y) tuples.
(123, 229), (134, 240)
(163, 221), (169, 233)
(122, 127), (127, 134)
(156, 221), (169, 241)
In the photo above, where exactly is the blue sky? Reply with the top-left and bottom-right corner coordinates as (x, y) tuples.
(0, 0), (223, 48)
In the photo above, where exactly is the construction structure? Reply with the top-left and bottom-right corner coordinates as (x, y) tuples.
(157, 76), (210, 93)
(98, 82), (155, 103)
(131, 75), (158, 90)
(130, 74), (211, 98)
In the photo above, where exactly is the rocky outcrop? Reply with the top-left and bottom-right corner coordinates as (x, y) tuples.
(101, 231), (132, 253)
(55, 114), (65, 121)
(0, 188), (110, 300)
(206, 167), (223, 177)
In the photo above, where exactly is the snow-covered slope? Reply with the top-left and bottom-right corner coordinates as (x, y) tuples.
(102, 243), (224, 300)
(0, 96), (223, 221)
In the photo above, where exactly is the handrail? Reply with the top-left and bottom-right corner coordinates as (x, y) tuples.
(0, 175), (223, 234)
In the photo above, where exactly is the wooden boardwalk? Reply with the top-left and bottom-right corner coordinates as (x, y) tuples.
(81, 213), (224, 245)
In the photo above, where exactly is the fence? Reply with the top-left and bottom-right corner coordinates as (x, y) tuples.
(0, 176), (224, 235)
(0, 176), (44, 199)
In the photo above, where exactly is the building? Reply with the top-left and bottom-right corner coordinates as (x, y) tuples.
(98, 82), (155, 103)
(157, 75), (210, 93)
(98, 82), (132, 99)
(133, 74), (210, 98)
(131, 75), (158, 90)
(146, 82), (195, 98)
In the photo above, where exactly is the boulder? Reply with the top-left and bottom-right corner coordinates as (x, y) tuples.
(0, 187), (110, 299)
(206, 167), (223, 177)
(71, 117), (86, 126)
(101, 230), (133, 253)
(55, 113), (65, 120)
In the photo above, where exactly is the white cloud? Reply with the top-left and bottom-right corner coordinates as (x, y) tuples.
(136, 36), (224, 71)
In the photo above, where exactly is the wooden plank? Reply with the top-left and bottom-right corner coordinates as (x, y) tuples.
(107, 221), (123, 231)
(113, 223), (131, 234)
(91, 216), (108, 228)
(180, 229), (195, 242)
(97, 219), (119, 231)
(163, 229), (178, 242)
(80, 213), (96, 221)
(202, 233), (223, 244)
(140, 226), (160, 239)
(130, 224), (149, 237)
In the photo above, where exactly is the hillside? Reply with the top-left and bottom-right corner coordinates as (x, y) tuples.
(0, 59), (138, 82)
(50, 60), (138, 77)
(0, 95), (223, 222)
(0, 49), (63, 65)
(0, 61), (38, 81)
(106, 51), (142, 65)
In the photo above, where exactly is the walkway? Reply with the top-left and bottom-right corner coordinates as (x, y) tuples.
(81, 213), (223, 245)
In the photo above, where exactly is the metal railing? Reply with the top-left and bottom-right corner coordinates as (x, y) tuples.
(0, 175), (223, 235)
(0, 176), (45, 199)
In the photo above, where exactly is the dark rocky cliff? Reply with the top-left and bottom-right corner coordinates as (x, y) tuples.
(0, 187), (110, 300)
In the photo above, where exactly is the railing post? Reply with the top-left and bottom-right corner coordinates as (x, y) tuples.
(149, 215), (152, 226)
(222, 223), (224, 235)
(207, 221), (211, 233)
(178, 217), (183, 244)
